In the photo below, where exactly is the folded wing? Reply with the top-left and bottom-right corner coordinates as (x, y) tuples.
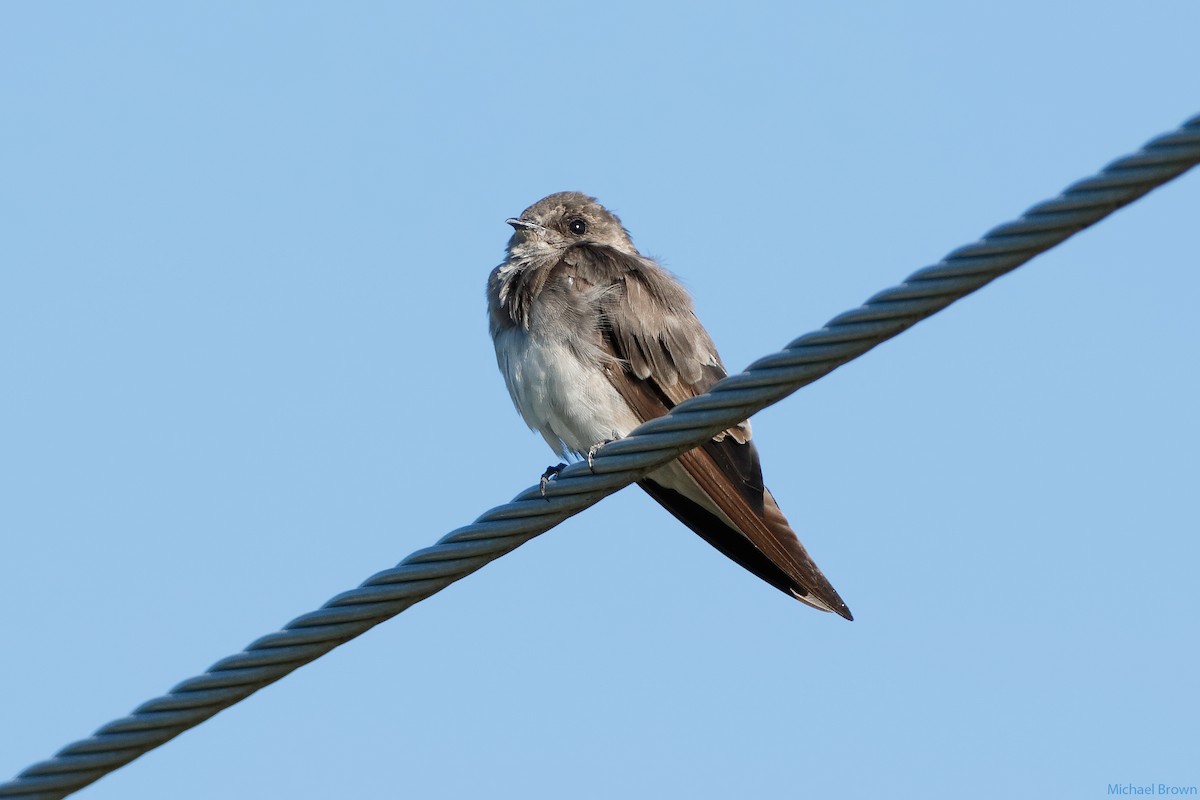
(563, 245), (852, 619)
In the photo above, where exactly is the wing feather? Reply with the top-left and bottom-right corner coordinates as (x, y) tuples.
(562, 244), (851, 617)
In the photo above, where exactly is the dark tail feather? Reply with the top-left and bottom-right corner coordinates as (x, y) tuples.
(638, 477), (853, 621)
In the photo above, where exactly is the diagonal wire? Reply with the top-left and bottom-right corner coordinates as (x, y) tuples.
(3, 113), (1198, 799)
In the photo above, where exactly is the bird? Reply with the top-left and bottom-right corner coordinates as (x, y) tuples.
(487, 191), (852, 620)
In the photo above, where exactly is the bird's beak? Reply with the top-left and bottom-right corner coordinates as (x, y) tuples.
(506, 217), (544, 233)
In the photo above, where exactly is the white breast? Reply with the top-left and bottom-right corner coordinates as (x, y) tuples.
(493, 325), (642, 458)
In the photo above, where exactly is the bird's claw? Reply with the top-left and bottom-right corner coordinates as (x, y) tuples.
(540, 463), (567, 499)
(586, 431), (621, 471)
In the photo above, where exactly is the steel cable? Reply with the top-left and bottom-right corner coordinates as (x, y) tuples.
(3, 113), (1197, 799)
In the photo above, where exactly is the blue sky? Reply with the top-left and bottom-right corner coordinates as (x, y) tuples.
(2, 3), (1198, 798)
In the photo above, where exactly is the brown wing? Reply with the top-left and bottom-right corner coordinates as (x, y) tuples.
(565, 245), (852, 618)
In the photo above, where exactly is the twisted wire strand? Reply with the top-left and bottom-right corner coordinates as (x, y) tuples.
(4, 114), (1198, 799)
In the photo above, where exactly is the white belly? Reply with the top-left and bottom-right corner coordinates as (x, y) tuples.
(494, 326), (642, 458)
(494, 324), (732, 523)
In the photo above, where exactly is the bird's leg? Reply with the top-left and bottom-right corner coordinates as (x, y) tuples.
(586, 430), (622, 471)
(540, 463), (567, 499)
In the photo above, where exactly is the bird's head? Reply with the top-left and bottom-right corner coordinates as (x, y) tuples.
(505, 192), (637, 260)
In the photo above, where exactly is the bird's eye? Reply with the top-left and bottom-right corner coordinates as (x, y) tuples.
(567, 218), (587, 235)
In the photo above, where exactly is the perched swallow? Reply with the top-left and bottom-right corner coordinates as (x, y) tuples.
(487, 192), (851, 619)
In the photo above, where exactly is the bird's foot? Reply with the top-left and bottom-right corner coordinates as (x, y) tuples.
(540, 463), (567, 499)
(586, 431), (621, 471)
